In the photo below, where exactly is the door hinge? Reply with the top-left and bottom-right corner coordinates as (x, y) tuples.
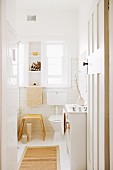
(108, 0), (109, 10)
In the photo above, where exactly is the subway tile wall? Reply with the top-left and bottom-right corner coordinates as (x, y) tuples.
(19, 58), (79, 133)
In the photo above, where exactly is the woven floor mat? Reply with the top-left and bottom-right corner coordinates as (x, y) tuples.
(18, 146), (60, 170)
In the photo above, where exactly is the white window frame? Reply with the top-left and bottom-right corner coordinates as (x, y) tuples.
(19, 42), (29, 87)
(42, 40), (71, 88)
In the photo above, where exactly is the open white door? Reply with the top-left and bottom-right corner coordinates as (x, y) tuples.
(0, 0), (19, 169)
(87, 0), (109, 170)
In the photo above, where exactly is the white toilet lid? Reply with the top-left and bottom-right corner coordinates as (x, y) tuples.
(48, 115), (62, 122)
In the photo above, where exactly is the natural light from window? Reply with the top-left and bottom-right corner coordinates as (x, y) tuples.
(43, 41), (70, 87)
(47, 44), (64, 85)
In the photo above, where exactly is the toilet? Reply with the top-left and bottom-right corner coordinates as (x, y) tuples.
(47, 90), (67, 139)
(48, 114), (63, 132)
(48, 114), (63, 140)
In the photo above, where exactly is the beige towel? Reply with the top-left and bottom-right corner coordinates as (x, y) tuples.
(26, 86), (43, 106)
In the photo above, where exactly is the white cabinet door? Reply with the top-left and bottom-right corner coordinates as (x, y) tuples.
(69, 113), (87, 170)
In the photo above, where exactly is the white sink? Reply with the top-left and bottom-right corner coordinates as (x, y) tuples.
(65, 104), (87, 113)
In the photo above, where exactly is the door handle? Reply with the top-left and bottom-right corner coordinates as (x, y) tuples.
(83, 62), (88, 66)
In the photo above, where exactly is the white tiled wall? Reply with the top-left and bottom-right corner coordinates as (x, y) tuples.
(19, 58), (79, 133)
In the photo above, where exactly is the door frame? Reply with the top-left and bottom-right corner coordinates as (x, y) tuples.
(104, 0), (109, 169)
(0, 0), (2, 169)
(109, 0), (113, 169)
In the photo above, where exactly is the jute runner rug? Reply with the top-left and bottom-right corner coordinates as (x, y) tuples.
(18, 146), (60, 170)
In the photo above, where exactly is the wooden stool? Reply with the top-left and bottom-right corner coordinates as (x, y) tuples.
(18, 114), (46, 141)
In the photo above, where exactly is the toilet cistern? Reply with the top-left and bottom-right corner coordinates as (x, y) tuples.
(47, 90), (67, 115)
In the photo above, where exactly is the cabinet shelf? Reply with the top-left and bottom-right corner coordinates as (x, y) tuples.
(29, 56), (41, 58)
(29, 71), (41, 73)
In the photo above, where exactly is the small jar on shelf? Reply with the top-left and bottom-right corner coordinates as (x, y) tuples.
(32, 51), (40, 56)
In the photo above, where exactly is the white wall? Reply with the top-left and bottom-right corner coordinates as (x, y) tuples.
(6, 0), (16, 29)
(17, 9), (79, 133)
(78, 10), (89, 102)
(17, 9), (79, 60)
(77, 0), (94, 102)
(17, 9), (78, 44)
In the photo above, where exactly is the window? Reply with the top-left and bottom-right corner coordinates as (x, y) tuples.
(42, 41), (71, 87)
(7, 46), (18, 87)
(19, 43), (28, 86)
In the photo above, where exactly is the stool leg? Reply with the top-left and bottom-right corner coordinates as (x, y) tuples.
(40, 119), (46, 141)
(18, 119), (25, 141)
(42, 121), (46, 141)
(42, 119), (46, 137)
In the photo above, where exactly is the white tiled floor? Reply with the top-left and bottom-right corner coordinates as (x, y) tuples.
(18, 131), (70, 170)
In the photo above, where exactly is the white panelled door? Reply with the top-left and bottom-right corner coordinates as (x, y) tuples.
(2, 24), (19, 170)
(87, 0), (109, 170)
(1, 26), (19, 170)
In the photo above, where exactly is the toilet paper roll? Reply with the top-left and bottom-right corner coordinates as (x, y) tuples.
(22, 134), (27, 144)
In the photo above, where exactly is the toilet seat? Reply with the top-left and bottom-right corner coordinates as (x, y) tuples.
(48, 115), (62, 122)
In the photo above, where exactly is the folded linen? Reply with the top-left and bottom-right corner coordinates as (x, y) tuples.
(26, 86), (43, 106)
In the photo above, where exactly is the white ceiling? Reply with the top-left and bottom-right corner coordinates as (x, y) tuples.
(16, 0), (90, 10)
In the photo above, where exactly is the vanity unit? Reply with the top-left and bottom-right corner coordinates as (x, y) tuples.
(63, 104), (87, 170)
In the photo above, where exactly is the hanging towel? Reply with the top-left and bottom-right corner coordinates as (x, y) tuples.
(26, 86), (43, 106)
